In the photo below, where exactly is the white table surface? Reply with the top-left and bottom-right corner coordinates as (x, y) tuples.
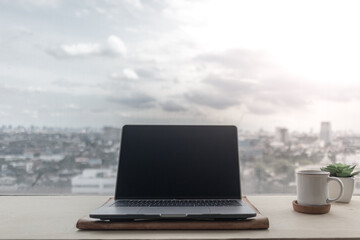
(1, 195), (359, 239)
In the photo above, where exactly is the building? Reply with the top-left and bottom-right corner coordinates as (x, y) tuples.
(103, 127), (121, 142)
(0, 177), (18, 192)
(71, 169), (116, 194)
(275, 127), (289, 143)
(320, 122), (331, 145)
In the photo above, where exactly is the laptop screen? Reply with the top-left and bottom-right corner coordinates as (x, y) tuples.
(115, 125), (241, 199)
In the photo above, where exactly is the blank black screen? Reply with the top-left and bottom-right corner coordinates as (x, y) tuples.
(115, 125), (241, 199)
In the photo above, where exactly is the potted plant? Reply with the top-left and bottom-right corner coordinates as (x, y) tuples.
(321, 163), (360, 203)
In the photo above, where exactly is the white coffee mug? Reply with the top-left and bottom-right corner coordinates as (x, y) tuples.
(296, 170), (344, 206)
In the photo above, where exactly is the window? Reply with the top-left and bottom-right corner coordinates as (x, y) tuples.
(1, 0), (359, 195)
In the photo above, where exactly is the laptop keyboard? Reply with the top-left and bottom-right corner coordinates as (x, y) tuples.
(113, 199), (241, 207)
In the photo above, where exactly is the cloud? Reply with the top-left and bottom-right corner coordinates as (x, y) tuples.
(135, 68), (156, 79)
(123, 68), (139, 80)
(107, 92), (156, 109)
(50, 112), (64, 117)
(182, 75), (255, 110)
(52, 79), (84, 88)
(0, 104), (12, 110)
(65, 104), (80, 110)
(47, 35), (127, 58)
(109, 67), (163, 82)
(245, 101), (277, 115)
(22, 110), (38, 119)
(75, 9), (90, 18)
(196, 49), (271, 78)
(106, 35), (127, 56)
(204, 75), (259, 95)
(18, 0), (61, 8)
(109, 72), (123, 80)
(193, 49), (318, 115)
(256, 90), (310, 108)
(61, 43), (102, 56)
(0, 110), (9, 116)
(125, 0), (143, 10)
(1, 83), (47, 94)
(0, 104), (11, 117)
(184, 91), (239, 109)
(161, 100), (187, 112)
(109, 69), (139, 81)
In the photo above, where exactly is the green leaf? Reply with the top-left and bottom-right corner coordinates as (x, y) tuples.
(321, 163), (358, 177)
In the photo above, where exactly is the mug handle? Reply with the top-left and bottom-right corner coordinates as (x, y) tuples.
(327, 177), (344, 203)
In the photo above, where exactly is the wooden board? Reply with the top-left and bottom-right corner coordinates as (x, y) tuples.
(76, 196), (269, 230)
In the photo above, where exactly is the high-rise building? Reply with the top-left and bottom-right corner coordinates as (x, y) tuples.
(320, 122), (331, 144)
(71, 169), (116, 194)
(103, 126), (121, 141)
(275, 127), (289, 143)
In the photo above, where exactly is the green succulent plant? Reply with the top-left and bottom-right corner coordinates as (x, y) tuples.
(321, 163), (360, 177)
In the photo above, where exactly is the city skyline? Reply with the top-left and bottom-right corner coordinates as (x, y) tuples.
(2, 1), (360, 132)
(0, 121), (358, 136)
(1, 118), (360, 195)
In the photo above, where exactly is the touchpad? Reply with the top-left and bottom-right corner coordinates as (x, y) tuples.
(138, 207), (210, 214)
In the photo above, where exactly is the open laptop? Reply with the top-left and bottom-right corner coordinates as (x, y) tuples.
(90, 125), (256, 220)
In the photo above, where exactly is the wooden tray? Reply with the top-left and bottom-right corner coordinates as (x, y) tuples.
(76, 196), (269, 230)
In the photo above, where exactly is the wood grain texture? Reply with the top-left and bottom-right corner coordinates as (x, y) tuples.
(76, 196), (269, 230)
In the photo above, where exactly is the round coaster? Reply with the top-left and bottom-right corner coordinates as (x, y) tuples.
(292, 200), (331, 214)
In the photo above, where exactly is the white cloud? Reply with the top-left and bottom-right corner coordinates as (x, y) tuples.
(66, 104), (80, 110)
(50, 112), (64, 117)
(108, 92), (156, 109)
(125, 0), (143, 10)
(6, 0), (360, 131)
(246, 101), (277, 115)
(22, 110), (38, 119)
(0, 111), (9, 116)
(185, 91), (239, 110)
(95, 7), (106, 14)
(0, 104), (12, 110)
(123, 69), (138, 80)
(161, 100), (186, 112)
(109, 72), (121, 79)
(109, 69), (139, 81)
(75, 9), (91, 18)
(19, 0), (61, 8)
(48, 35), (127, 58)
(107, 35), (127, 56)
(125, 27), (140, 33)
(61, 43), (101, 56)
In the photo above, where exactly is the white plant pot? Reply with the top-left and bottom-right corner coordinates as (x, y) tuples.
(328, 177), (355, 203)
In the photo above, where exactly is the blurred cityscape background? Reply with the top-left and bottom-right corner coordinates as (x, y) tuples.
(2, 1), (360, 196)
(1, 122), (359, 195)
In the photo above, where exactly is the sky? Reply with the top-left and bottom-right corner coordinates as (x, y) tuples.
(1, 0), (360, 132)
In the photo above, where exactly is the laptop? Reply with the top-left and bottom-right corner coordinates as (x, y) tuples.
(90, 125), (256, 220)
